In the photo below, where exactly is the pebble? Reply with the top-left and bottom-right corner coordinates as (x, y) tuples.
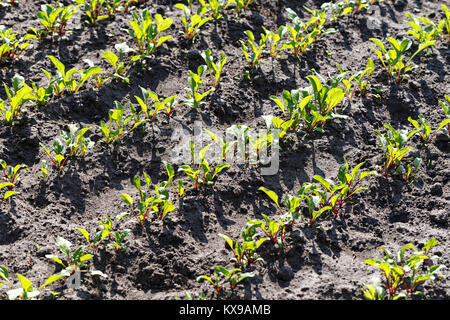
(430, 183), (443, 196)
(276, 266), (294, 281)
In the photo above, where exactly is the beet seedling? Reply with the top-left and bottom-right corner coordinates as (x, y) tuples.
(405, 12), (443, 45)
(0, 82), (33, 125)
(40, 139), (68, 172)
(45, 236), (107, 286)
(121, 172), (177, 225)
(439, 94), (450, 134)
(0, 182), (16, 200)
(0, 27), (31, 63)
(42, 55), (102, 96)
(0, 159), (28, 188)
(201, 49), (227, 89)
(231, 0), (258, 13)
(249, 214), (287, 249)
(270, 89), (313, 130)
(178, 141), (230, 189)
(38, 160), (50, 181)
(175, 3), (213, 41)
(312, 160), (377, 215)
(363, 238), (445, 299)
(204, 129), (237, 162)
(375, 124), (418, 178)
(220, 228), (267, 268)
(127, 9), (173, 56)
(78, 213), (131, 253)
(240, 30), (267, 70)
(183, 65), (214, 109)
(35, 3), (78, 37)
(60, 124), (95, 158)
(408, 114), (450, 143)
(369, 37), (435, 83)
(226, 124), (250, 162)
(100, 42), (142, 84)
(135, 86), (178, 121)
(197, 266), (254, 297)
(440, 5), (450, 42)
(100, 101), (148, 144)
(282, 7), (332, 58)
(206, 0), (234, 20)
(0, 266), (63, 300)
(76, 0), (109, 26)
(263, 26), (287, 59)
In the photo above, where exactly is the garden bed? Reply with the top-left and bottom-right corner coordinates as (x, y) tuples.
(0, 0), (449, 300)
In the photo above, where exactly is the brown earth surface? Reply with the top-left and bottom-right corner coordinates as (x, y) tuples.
(0, 0), (449, 300)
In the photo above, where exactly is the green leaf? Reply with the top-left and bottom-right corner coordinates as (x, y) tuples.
(258, 187), (280, 209)
(121, 193), (133, 206)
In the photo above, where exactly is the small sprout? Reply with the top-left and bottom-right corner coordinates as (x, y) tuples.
(178, 141), (229, 190)
(240, 30), (267, 70)
(363, 238), (445, 300)
(369, 37), (435, 83)
(134, 87), (179, 121)
(121, 172), (177, 226)
(76, 0), (109, 27)
(408, 114), (450, 143)
(175, 3), (212, 42)
(0, 159), (28, 188)
(197, 265), (254, 297)
(200, 49), (227, 89)
(375, 124), (417, 178)
(183, 65), (214, 109)
(100, 101), (148, 144)
(99, 42), (143, 85)
(42, 55), (102, 96)
(126, 9), (173, 56)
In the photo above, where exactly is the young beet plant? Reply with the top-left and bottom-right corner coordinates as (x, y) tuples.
(0, 82), (33, 125)
(178, 141), (230, 190)
(439, 94), (450, 134)
(40, 124), (94, 172)
(205, 0), (234, 20)
(375, 124), (420, 181)
(240, 30), (267, 71)
(282, 7), (334, 58)
(32, 3), (78, 38)
(175, 2), (212, 42)
(183, 65), (214, 109)
(42, 55), (101, 96)
(98, 42), (143, 85)
(100, 100), (148, 144)
(405, 12), (443, 45)
(121, 171), (177, 226)
(0, 26), (31, 64)
(134, 86), (179, 121)
(76, 0), (109, 27)
(0, 265), (64, 300)
(440, 5), (450, 42)
(362, 238), (445, 300)
(45, 236), (107, 286)
(197, 266), (254, 297)
(220, 224), (267, 268)
(369, 37), (435, 83)
(201, 49), (227, 89)
(274, 72), (346, 133)
(77, 213), (131, 253)
(337, 58), (375, 100)
(0, 159), (28, 193)
(408, 114), (450, 143)
(311, 159), (377, 215)
(127, 9), (173, 57)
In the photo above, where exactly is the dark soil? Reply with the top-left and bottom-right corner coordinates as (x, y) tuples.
(0, 0), (448, 300)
